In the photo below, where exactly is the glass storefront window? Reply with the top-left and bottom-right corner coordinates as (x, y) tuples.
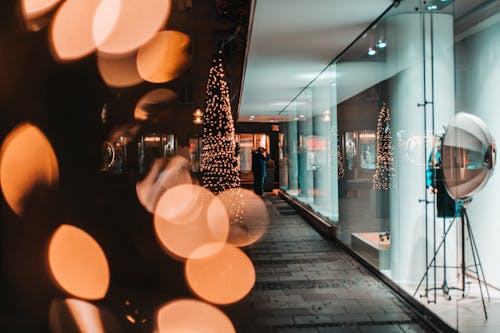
(279, 1), (500, 330)
(278, 0), (500, 330)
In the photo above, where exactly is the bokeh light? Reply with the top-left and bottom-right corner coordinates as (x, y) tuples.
(156, 299), (235, 333)
(22, 0), (62, 20)
(0, 123), (59, 216)
(134, 88), (177, 122)
(92, 0), (121, 51)
(185, 243), (256, 305)
(154, 185), (229, 260)
(49, 298), (121, 333)
(50, 0), (101, 62)
(216, 188), (269, 247)
(137, 30), (191, 83)
(93, 0), (172, 56)
(136, 156), (192, 213)
(155, 184), (202, 222)
(48, 225), (110, 300)
(97, 52), (143, 88)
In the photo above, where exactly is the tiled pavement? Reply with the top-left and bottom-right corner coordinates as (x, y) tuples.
(229, 194), (434, 333)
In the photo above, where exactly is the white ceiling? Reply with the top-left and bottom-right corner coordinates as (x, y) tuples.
(238, 0), (393, 122)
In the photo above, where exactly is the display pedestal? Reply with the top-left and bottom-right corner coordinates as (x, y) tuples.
(352, 232), (390, 270)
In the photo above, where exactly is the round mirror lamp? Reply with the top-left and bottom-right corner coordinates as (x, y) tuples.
(441, 112), (496, 201)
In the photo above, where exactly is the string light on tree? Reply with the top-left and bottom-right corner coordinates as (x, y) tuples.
(201, 54), (240, 194)
(372, 103), (395, 190)
(337, 135), (345, 179)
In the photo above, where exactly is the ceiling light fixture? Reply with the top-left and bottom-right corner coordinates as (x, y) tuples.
(368, 47), (377, 56)
(376, 40), (387, 48)
(425, 0), (454, 11)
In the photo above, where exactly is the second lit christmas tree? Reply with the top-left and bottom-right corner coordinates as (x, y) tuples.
(372, 103), (394, 190)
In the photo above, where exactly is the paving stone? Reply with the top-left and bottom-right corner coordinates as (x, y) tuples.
(255, 316), (294, 326)
(398, 323), (429, 333)
(256, 308), (311, 317)
(344, 304), (384, 314)
(370, 312), (411, 322)
(277, 328), (320, 333)
(269, 295), (304, 303)
(301, 293), (337, 301)
(331, 313), (373, 324)
(294, 314), (334, 325)
(231, 195), (433, 333)
(359, 324), (405, 333)
(308, 305), (347, 315)
(318, 327), (362, 333)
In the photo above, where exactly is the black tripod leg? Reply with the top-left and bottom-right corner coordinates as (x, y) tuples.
(442, 216), (451, 299)
(464, 211), (488, 320)
(433, 196), (437, 302)
(413, 215), (457, 297)
(461, 206), (466, 298)
(464, 210), (491, 300)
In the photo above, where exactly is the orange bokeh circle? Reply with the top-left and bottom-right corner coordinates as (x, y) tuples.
(156, 299), (235, 333)
(137, 30), (191, 83)
(0, 123), (59, 216)
(94, 0), (172, 56)
(154, 185), (229, 261)
(50, 0), (102, 62)
(185, 243), (256, 305)
(97, 52), (143, 88)
(22, 0), (62, 20)
(48, 225), (110, 300)
(216, 188), (269, 247)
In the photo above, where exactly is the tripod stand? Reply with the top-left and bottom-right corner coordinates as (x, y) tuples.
(413, 200), (490, 319)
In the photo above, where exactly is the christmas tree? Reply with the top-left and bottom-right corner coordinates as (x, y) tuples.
(201, 55), (240, 194)
(372, 103), (394, 190)
(337, 135), (345, 179)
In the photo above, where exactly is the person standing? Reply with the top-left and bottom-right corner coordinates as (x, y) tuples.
(252, 147), (271, 196)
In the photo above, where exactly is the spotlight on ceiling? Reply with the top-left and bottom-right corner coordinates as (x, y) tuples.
(376, 40), (387, 49)
(368, 47), (377, 56)
(425, 0), (454, 11)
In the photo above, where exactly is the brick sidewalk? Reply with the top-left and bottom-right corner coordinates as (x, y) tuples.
(229, 194), (434, 333)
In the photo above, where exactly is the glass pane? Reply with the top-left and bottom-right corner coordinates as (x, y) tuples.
(453, 2), (500, 331)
